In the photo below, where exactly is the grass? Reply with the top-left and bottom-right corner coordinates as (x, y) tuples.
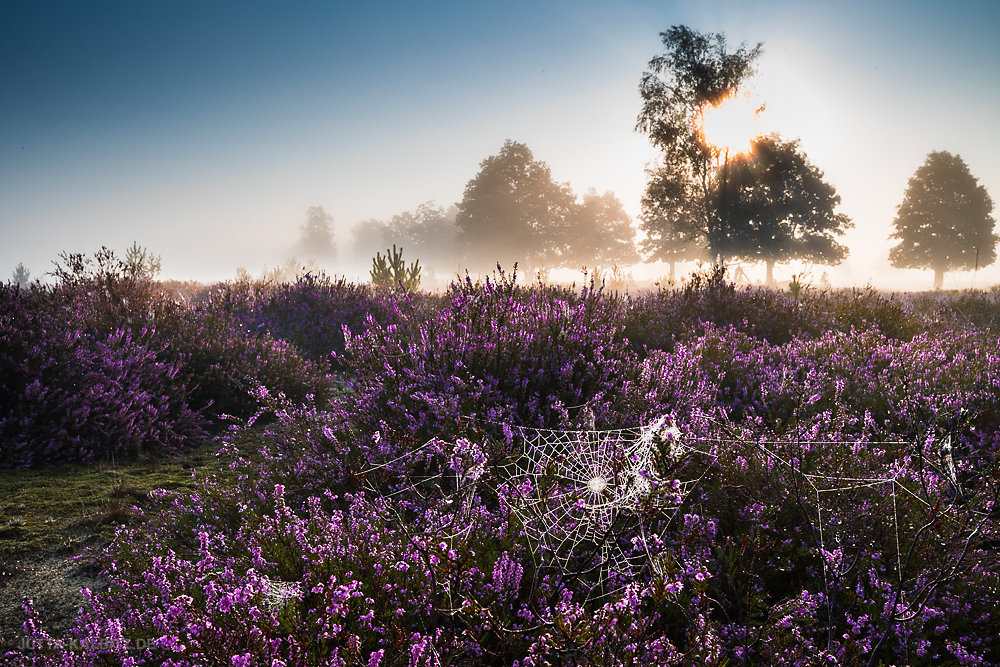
(0, 439), (233, 562)
(0, 437), (240, 650)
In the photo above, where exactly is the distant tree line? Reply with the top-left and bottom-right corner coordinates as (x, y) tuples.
(348, 142), (638, 279)
(284, 25), (995, 290)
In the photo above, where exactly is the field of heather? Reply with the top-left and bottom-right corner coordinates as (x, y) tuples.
(2, 265), (999, 665)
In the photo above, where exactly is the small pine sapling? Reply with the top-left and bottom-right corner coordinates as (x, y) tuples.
(370, 244), (421, 291)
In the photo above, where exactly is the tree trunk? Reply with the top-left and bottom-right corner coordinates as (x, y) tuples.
(933, 267), (944, 290)
(668, 261), (676, 284)
(765, 260), (776, 286)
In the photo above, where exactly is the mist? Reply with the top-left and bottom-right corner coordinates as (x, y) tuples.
(2, 1), (999, 292)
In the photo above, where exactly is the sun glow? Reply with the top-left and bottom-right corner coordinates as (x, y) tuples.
(699, 92), (763, 156)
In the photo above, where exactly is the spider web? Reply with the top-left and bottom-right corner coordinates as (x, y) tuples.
(661, 428), (987, 624)
(351, 418), (984, 618)
(498, 416), (691, 595)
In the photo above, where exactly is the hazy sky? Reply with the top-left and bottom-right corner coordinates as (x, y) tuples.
(2, 0), (999, 288)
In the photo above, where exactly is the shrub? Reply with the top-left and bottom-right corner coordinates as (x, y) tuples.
(343, 270), (639, 445)
(7, 269), (1000, 664)
(816, 285), (921, 341)
(15, 404), (997, 665)
(0, 284), (204, 466)
(625, 269), (927, 357)
(233, 273), (397, 368)
(625, 266), (821, 354)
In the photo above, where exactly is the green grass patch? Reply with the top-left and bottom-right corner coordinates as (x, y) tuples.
(0, 439), (233, 561)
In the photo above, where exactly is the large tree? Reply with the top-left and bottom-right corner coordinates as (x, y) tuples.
(561, 189), (639, 270)
(724, 136), (852, 284)
(636, 25), (762, 266)
(455, 140), (577, 272)
(889, 151), (996, 289)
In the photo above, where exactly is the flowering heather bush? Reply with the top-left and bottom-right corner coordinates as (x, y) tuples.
(342, 270), (644, 444)
(625, 267), (924, 355)
(161, 299), (336, 420)
(0, 250), (337, 464)
(815, 285), (923, 341)
(663, 324), (1000, 454)
(5, 268), (1000, 664)
(222, 273), (402, 368)
(51, 252), (338, 420)
(625, 266), (821, 352)
(904, 287), (1000, 332)
(0, 284), (204, 467)
(12, 412), (997, 665)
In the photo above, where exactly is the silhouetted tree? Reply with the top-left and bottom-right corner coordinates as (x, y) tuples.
(292, 206), (336, 261)
(11, 262), (30, 287)
(455, 140), (576, 272)
(639, 160), (710, 282)
(636, 25), (762, 266)
(560, 189), (639, 270)
(724, 136), (852, 284)
(889, 151), (996, 289)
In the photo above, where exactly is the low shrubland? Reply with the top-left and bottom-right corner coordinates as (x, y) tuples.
(2, 264), (998, 665)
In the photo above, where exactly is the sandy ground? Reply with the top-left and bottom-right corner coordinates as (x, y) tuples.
(0, 554), (103, 654)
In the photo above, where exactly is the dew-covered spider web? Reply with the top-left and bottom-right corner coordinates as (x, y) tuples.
(354, 416), (981, 609)
(497, 416), (693, 596)
(670, 428), (981, 619)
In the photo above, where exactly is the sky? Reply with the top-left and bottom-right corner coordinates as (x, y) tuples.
(2, 0), (999, 289)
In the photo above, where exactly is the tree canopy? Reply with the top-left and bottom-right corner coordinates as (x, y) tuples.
(636, 26), (763, 266)
(456, 140), (577, 272)
(561, 189), (639, 270)
(384, 202), (458, 271)
(889, 151), (996, 289)
(350, 203), (457, 276)
(723, 136), (852, 284)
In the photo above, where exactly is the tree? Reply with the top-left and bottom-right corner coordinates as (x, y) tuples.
(560, 189), (639, 270)
(292, 206), (336, 261)
(455, 140), (577, 272)
(723, 136), (852, 284)
(889, 151), (996, 289)
(11, 262), (30, 287)
(384, 202), (458, 270)
(639, 159), (710, 282)
(370, 244), (421, 291)
(636, 26), (763, 266)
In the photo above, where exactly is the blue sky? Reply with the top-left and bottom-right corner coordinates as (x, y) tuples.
(2, 0), (999, 287)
